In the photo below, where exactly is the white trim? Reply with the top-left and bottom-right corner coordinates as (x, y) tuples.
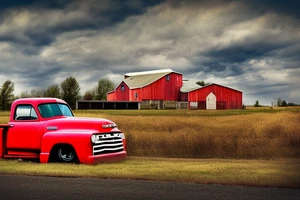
(125, 69), (181, 77)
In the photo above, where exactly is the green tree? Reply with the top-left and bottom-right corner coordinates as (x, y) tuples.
(45, 84), (61, 98)
(60, 76), (80, 109)
(30, 89), (46, 97)
(254, 100), (260, 107)
(20, 91), (31, 98)
(277, 98), (283, 106)
(83, 89), (96, 100)
(196, 81), (210, 87)
(18, 90), (44, 98)
(282, 100), (287, 107)
(0, 80), (14, 110)
(95, 78), (115, 100)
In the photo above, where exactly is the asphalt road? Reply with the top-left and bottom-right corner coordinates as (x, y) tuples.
(0, 174), (299, 200)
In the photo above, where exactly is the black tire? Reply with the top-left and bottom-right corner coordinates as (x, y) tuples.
(53, 145), (78, 163)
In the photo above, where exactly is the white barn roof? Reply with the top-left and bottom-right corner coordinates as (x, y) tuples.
(123, 69), (181, 89)
(124, 69), (178, 77)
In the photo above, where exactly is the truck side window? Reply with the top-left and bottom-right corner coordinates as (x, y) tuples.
(15, 105), (38, 120)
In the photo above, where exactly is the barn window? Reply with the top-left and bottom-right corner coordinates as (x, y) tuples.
(134, 92), (138, 99)
(121, 84), (125, 91)
(166, 75), (170, 81)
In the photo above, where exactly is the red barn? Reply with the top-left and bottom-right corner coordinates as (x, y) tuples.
(107, 69), (243, 110)
(181, 81), (243, 109)
(107, 69), (183, 101)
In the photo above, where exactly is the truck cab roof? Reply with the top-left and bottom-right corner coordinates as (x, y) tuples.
(12, 98), (67, 106)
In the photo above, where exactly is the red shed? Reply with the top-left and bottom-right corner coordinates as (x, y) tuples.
(186, 83), (243, 110)
(107, 69), (183, 101)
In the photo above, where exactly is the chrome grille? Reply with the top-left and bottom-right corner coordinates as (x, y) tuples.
(92, 133), (124, 155)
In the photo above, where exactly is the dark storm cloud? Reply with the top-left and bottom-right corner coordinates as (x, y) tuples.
(0, 0), (163, 51)
(207, 43), (287, 63)
(196, 42), (289, 76)
(0, 0), (78, 10)
(0, 0), (299, 105)
(247, 83), (289, 96)
(167, 0), (300, 17)
(249, 0), (300, 18)
(100, 0), (164, 23)
(0, 0), (38, 10)
(23, 30), (54, 47)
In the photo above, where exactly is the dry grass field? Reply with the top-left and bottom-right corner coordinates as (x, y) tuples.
(75, 107), (300, 159)
(1, 107), (300, 159)
(1, 108), (300, 187)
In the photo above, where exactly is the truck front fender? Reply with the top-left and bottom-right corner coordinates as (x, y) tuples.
(40, 131), (93, 163)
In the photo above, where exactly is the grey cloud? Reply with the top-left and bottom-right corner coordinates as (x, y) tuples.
(195, 42), (287, 76)
(0, 0), (299, 105)
(247, 0), (300, 18)
(0, 0), (162, 55)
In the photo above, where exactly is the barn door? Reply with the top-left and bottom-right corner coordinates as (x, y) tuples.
(206, 92), (216, 110)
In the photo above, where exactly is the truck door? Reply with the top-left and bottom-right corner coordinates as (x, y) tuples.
(7, 105), (40, 150)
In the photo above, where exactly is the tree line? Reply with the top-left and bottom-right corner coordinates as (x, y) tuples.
(254, 98), (298, 107)
(0, 78), (210, 111)
(0, 77), (115, 110)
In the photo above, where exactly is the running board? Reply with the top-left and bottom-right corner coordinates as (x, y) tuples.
(3, 154), (39, 159)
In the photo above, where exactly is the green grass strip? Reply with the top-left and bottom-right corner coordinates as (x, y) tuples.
(0, 157), (299, 188)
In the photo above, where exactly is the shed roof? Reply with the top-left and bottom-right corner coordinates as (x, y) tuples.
(188, 83), (242, 93)
(180, 80), (202, 93)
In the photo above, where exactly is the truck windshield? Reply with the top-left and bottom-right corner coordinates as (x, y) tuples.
(38, 103), (73, 118)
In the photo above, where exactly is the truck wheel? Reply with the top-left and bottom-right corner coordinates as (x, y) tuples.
(56, 145), (78, 163)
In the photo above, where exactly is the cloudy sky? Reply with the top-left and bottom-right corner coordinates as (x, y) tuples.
(0, 0), (299, 105)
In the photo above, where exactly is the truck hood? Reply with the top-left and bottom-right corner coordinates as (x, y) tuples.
(44, 117), (119, 133)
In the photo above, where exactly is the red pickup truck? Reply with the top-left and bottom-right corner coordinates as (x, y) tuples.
(0, 98), (126, 164)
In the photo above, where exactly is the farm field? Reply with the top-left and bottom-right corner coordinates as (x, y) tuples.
(0, 107), (300, 188)
(77, 107), (300, 159)
(1, 107), (300, 159)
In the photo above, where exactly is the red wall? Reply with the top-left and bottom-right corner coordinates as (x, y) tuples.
(107, 81), (130, 101)
(180, 93), (188, 101)
(138, 73), (182, 101)
(106, 92), (115, 101)
(188, 84), (242, 109)
(107, 74), (242, 110)
(108, 73), (182, 101)
(129, 88), (141, 101)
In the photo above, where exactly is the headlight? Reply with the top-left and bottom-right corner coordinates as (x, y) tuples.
(119, 133), (125, 139)
(102, 123), (117, 128)
(91, 135), (97, 144)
